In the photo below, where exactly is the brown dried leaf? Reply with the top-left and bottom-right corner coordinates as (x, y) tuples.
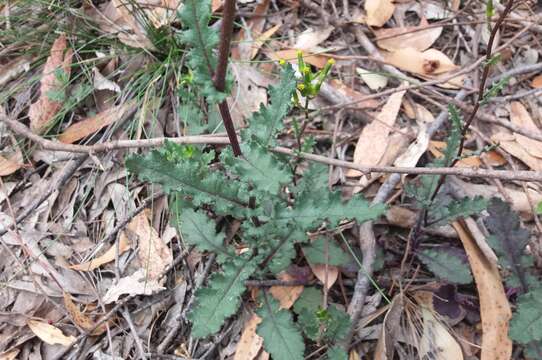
(234, 313), (264, 360)
(268, 273), (304, 309)
(452, 222), (512, 360)
(0, 153), (24, 177)
(375, 18), (442, 51)
(365, 0), (395, 27)
(58, 101), (135, 144)
(509, 101), (542, 158)
(129, 211), (172, 280)
(429, 140), (482, 168)
(348, 88), (406, 177)
(0, 348), (20, 360)
(384, 48), (457, 75)
(414, 291), (464, 360)
(232, 0), (273, 61)
(27, 319), (76, 347)
(309, 263), (338, 291)
(62, 292), (107, 335)
(28, 34), (73, 134)
(69, 233), (131, 271)
(294, 26), (334, 50)
(531, 74), (542, 88)
(492, 132), (542, 171)
(0, 57), (31, 87)
(103, 268), (165, 303)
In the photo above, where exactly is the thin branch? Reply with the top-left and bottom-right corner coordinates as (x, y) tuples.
(2, 117), (542, 182)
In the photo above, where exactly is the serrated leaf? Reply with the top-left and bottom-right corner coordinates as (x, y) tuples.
(279, 192), (386, 230)
(418, 248), (473, 284)
(327, 347), (348, 360)
(256, 293), (305, 360)
(126, 143), (250, 217)
(171, 206), (232, 260)
(189, 255), (257, 338)
(430, 196), (488, 226)
(509, 287), (542, 344)
(178, 0), (225, 103)
(302, 237), (353, 266)
(484, 198), (532, 289)
(293, 287), (322, 315)
(244, 65), (297, 146)
(223, 142), (292, 195)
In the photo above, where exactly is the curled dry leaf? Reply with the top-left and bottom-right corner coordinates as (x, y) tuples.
(374, 18), (442, 51)
(294, 26), (334, 51)
(414, 291), (464, 360)
(452, 221), (512, 360)
(27, 319), (76, 347)
(384, 48), (464, 88)
(87, 0), (180, 50)
(28, 34), (73, 134)
(308, 263), (339, 291)
(356, 67), (388, 91)
(58, 101), (136, 144)
(69, 232), (131, 271)
(347, 87), (406, 177)
(93, 67), (121, 93)
(492, 132), (542, 171)
(130, 210), (173, 280)
(103, 268), (165, 304)
(63, 292), (107, 335)
(365, 0), (395, 27)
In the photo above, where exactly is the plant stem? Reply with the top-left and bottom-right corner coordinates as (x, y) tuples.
(214, 0), (242, 157)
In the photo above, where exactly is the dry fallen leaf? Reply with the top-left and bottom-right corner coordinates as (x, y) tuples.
(0, 57), (31, 87)
(63, 292), (107, 335)
(268, 273), (304, 309)
(365, 0), (395, 27)
(452, 221), (512, 360)
(69, 233), (131, 271)
(0, 153), (24, 177)
(348, 87), (406, 177)
(531, 74), (542, 88)
(384, 48), (464, 88)
(234, 313), (264, 360)
(415, 291), (464, 360)
(88, 0), (180, 50)
(103, 268), (165, 304)
(509, 101), (542, 158)
(429, 140), (482, 168)
(58, 101), (135, 144)
(27, 319), (76, 347)
(28, 34), (73, 134)
(130, 210), (173, 280)
(0, 349), (20, 360)
(375, 18), (442, 51)
(294, 26), (334, 50)
(309, 263), (339, 291)
(492, 132), (542, 171)
(356, 67), (388, 91)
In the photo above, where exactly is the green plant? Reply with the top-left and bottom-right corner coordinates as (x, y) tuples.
(405, 105), (487, 284)
(127, 19), (385, 352)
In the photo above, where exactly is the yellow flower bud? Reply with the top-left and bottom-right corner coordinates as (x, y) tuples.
(297, 83), (305, 91)
(327, 58), (335, 65)
(279, 59), (286, 66)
